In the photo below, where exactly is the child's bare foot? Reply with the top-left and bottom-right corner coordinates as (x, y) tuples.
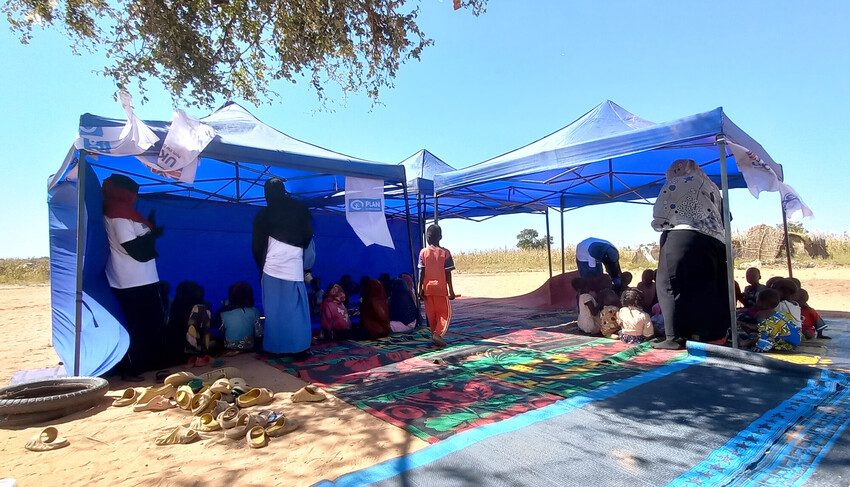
(432, 335), (447, 348)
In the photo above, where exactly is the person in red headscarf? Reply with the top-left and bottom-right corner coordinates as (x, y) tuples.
(102, 174), (165, 381)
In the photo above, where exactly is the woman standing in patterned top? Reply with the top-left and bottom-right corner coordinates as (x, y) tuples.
(651, 159), (730, 350)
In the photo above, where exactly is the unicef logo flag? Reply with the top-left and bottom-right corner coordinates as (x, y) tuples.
(345, 177), (395, 249)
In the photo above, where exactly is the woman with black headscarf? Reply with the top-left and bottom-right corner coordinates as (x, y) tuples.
(252, 178), (314, 355)
(650, 159), (731, 350)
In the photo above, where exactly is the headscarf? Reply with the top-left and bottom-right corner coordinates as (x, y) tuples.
(326, 284), (346, 304)
(254, 178), (314, 249)
(359, 279), (391, 339)
(388, 278), (418, 324)
(321, 284), (351, 332)
(400, 273), (417, 303)
(102, 174), (152, 228)
(652, 159), (725, 242)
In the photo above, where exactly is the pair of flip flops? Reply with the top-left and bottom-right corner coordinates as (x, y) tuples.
(222, 411), (298, 447)
(25, 427), (69, 452)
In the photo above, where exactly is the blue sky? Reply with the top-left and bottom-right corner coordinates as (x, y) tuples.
(1, 0), (848, 257)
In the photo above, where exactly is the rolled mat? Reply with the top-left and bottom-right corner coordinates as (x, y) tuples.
(687, 341), (825, 378)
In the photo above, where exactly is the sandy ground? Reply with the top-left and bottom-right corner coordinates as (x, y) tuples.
(0, 267), (847, 485)
(456, 266), (850, 315)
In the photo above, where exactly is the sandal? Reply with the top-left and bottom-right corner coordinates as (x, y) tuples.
(236, 388), (274, 408)
(164, 371), (198, 387)
(209, 378), (231, 395)
(247, 426), (268, 448)
(175, 386), (195, 410)
(135, 385), (177, 405)
(112, 387), (143, 407)
(133, 394), (175, 412)
(216, 407), (239, 429)
(155, 427), (200, 446)
(198, 367), (242, 383)
(225, 412), (260, 440)
(25, 427), (69, 452)
(265, 415), (299, 437)
(291, 385), (326, 403)
(189, 413), (221, 432)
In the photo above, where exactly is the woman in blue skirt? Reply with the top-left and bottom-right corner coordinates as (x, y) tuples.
(252, 178), (314, 356)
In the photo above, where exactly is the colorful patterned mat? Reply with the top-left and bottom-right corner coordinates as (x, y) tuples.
(262, 305), (687, 443)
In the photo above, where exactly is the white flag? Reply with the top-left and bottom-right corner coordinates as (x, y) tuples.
(345, 177), (395, 249)
(728, 142), (781, 198)
(779, 182), (814, 220)
(151, 110), (215, 184)
(75, 91), (159, 155)
(729, 142), (813, 220)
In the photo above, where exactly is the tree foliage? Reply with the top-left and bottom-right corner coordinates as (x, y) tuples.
(3, 0), (486, 107)
(516, 228), (552, 250)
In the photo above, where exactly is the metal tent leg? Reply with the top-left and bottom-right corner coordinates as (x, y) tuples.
(781, 200), (794, 278)
(73, 151), (88, 376)
(545, 210), (553, 278)
(717, 136), (739, 349)
(560, 197), (565, 274)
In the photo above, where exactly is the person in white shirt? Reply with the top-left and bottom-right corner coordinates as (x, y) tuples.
(102, 174), (165, 381)
(252, 178), (315, 356)
(575, 237), (623, 288)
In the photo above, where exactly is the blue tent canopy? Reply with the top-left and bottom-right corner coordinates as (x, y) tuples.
(48, 102), (418, 377)
(399, 149), (455, 196)
(434, 101), (784, 213)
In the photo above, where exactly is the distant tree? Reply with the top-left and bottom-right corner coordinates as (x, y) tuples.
(516, 229), (552, 250)
(776, 222), (806, 234)
(3, 0), (487, 107)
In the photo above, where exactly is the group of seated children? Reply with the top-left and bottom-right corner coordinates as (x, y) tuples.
(736, 267), (829, 353)
(572, 270), (661, 345)
(160, 280), (262, 368)
(318, 272), (420, 342)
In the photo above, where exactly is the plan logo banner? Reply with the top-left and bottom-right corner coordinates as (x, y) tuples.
(348, 198), (383, 212)
(345, 177), (394, 249)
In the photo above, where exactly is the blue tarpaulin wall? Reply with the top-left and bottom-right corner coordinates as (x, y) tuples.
(49, 168), (419, 377)
(48, 102), (417, 377)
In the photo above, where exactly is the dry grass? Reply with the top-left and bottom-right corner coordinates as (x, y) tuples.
(456, 234), (850, 275)
(0, 257), (49, 285)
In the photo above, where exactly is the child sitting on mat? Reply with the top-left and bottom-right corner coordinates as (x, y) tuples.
(741, 267), (767, 309)
(636, 269), (657, 312)
(218, 281), (261, 352)
(572, 277), (601, 335)
(321, 284), (352, 341)
(771, 278), (802, 328)
(617, 288), (654, 344)
(798, 289), (830, 340)
(599, 289), (621, 338)
(749, 288), (801, 352)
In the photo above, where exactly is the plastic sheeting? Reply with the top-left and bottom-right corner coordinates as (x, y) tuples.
(434, 101), (785, 212)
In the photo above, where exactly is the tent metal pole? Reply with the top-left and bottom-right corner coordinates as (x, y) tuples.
(560, 195), (565, 274)
(402, 180), (419, 303)
(545, 209), (553, 279)
(434, 192), (439, 224)
(234, 162), (241, 201)
(73, 151), (88, 376)
(781, 199), (794, 278)
(716, 136), (739, 349)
